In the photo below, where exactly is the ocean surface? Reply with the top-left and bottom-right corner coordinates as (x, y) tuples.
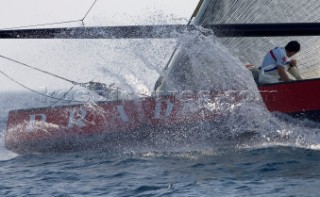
(1, 145), (320, 196)
(2, 90), (320, 197)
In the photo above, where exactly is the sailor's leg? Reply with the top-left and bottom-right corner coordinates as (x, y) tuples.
(259, 71), (280, 84)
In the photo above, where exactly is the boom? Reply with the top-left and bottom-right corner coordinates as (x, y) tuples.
(2, 23), (320, 39)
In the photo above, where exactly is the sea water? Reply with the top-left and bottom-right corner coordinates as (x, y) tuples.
(1, 30), (320, 197)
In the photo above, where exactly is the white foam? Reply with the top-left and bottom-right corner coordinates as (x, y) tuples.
(0, 132), (18, 160)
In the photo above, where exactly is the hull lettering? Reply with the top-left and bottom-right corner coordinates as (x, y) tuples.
(27, 114), (47, 131)
(68, 107), (87, 128)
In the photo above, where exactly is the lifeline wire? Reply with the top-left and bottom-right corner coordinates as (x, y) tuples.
(0, 54), (81, 85)
(0, 53), (112, 102)
(0, 54), (95, 103)
(0, 70), (84, 103)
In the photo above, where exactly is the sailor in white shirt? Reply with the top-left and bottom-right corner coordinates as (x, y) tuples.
(259, 41), (303, 84)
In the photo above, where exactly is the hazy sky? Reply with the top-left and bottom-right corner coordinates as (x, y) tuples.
(0, 0), (199, 92)
(0, 0), (198, 28)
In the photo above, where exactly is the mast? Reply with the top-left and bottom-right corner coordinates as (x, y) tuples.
(154, 0), (211, 94)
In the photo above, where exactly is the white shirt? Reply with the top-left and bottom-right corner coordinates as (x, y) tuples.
(260, 47), (290, 72)
(258, 47), (291, 84)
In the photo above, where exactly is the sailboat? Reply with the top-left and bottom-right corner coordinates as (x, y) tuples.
(2, 0), (320, 154)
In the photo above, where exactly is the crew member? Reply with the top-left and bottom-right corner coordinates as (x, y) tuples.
(259, 41), (303, 84)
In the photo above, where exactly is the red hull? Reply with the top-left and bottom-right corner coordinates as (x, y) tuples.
(5, 78), (320, 153)
(5, 94), (225, 153)
(259, 78), (320, 121)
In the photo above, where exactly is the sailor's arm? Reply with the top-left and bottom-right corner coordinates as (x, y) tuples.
(290, 59), (297, 67)
(287, 59), (304, 80)
(277, 66), (291, 82)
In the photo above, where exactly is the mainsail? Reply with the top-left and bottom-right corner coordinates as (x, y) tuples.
(199, 0), (320, 79)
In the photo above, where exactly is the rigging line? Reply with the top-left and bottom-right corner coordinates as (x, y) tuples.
(0, 54), (81, 85)
(0, 70), (84, 103)
(0, 54), (115, 100)
(49, 84), (77, 106)
(162, 0), (199, 72)
(0, 20), (82, 31)
(154, 1), (199, 92)
(51, 85), (84, 107)
(80, 0), (98, 26)
(0, 54), (113, 101)
(1, 0), (98, 30)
